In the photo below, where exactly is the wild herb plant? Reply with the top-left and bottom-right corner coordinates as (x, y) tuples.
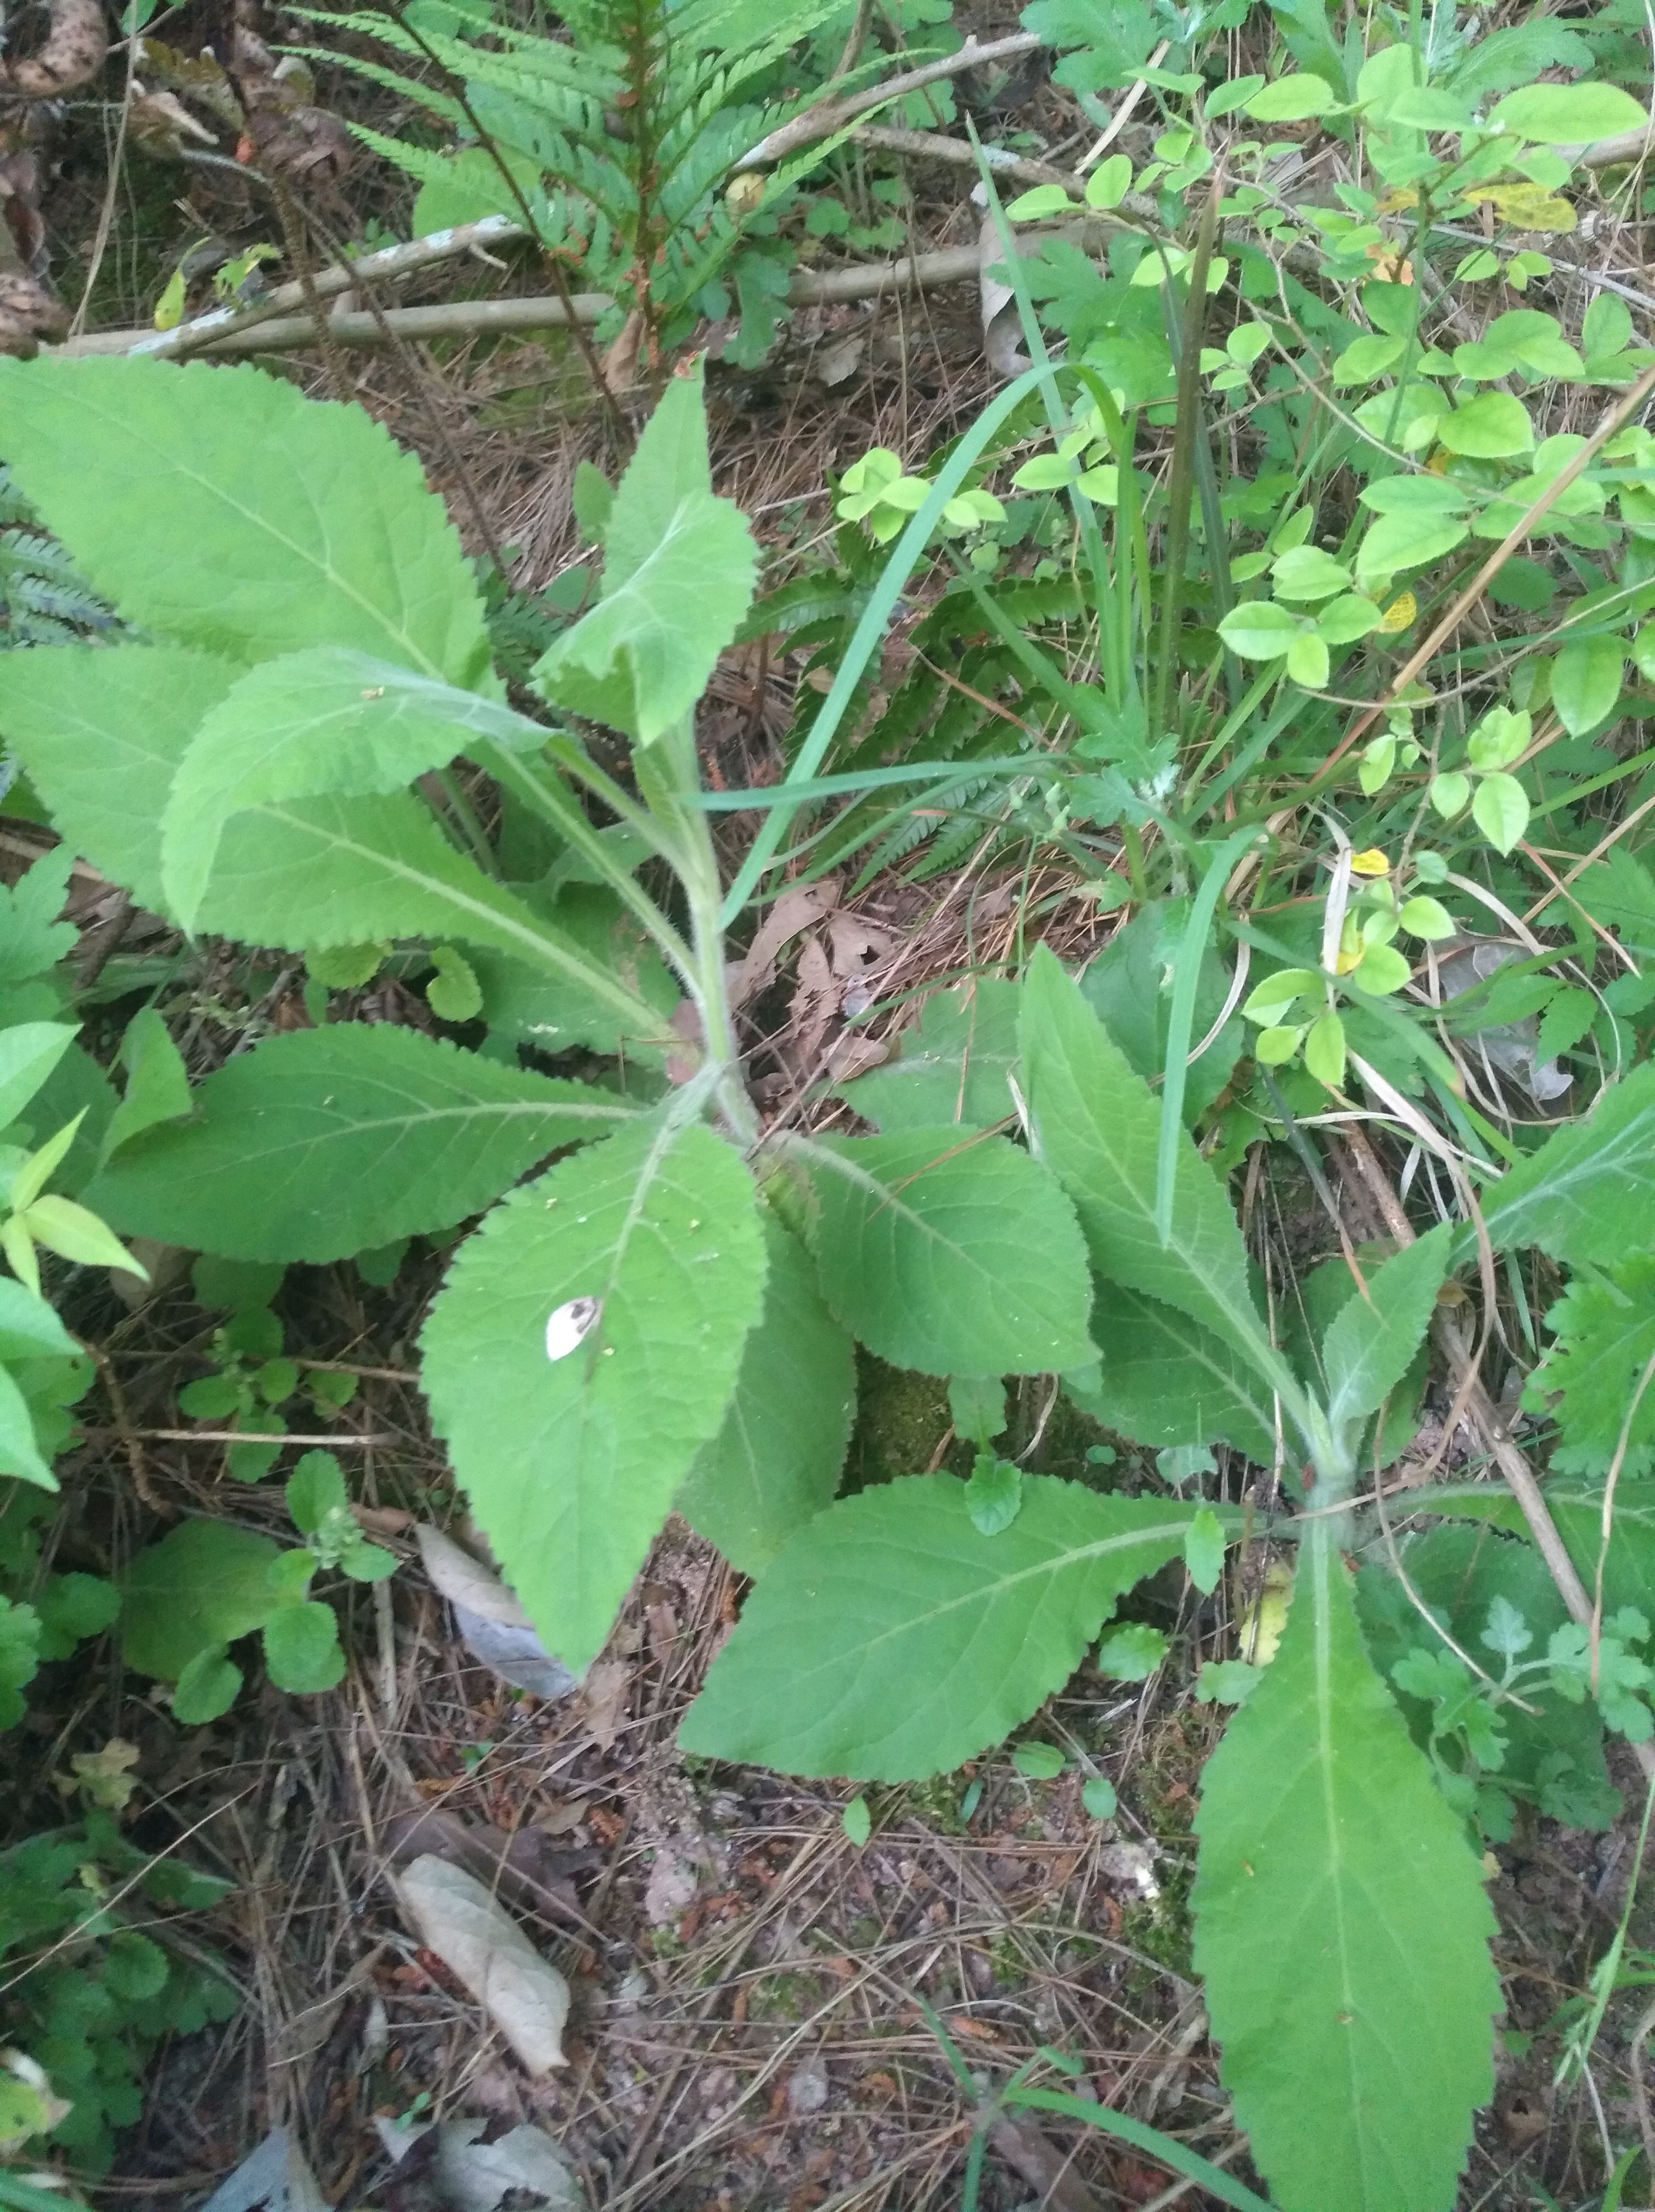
(0, 18), (1654, 2198)
(0, 315), (1650, 2204)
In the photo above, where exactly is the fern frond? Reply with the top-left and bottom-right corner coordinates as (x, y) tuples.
(295, 44), (466, 122)
(347, 120), (476, 187)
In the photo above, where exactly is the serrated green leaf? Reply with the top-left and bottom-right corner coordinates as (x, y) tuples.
(1424, 1479), (1655, 1620)
(1097, 1622), (1169, 1679)
(0, 1594), (41, 1723)
(1461, 1061), (1655, 1266)
(806, 1126), (1095, 1377)
(1018, 948), (1297, 1418)
(421, 1120), (767, 1672)
(425, 944), (483, 1023)
(1525, 1257), (1655, 1477)
(834, 979), (1021, 1132)
(1192, 1525), (1500, 2212)
(675, 1214), (855, 1573)
(1321, 1226), (1450, 1435)
(0, 644), (237, 915)
(0, 645), (637, 1008)
(680, 1474), (1206, 1779)
(262, 1600), (345, 1694)
(0, 846), (76, 990)
(1082, 1773), (1119, 1817)
(307, 942), (387, 990)
(172, 1646), (241, 1723)
(85, 1025), (633, 1263)
(533, 366), (757, 744)
(160, 646), (545, 929)
(1534, 985), (1597, 1065)
(964, 1455), (1023, 1534)
(949, 1373), (1009, 1448)
(0, 358), (492, 685)
(121, 1519), (292, 1679)
(1063, 1278), (1278, 1462)
(286, 1448), (349, 1534)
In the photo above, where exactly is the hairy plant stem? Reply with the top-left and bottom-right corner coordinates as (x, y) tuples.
(639, 718), (758, 1146)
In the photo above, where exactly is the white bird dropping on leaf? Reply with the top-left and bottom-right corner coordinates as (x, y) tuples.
(545, 1295), (601, 1361)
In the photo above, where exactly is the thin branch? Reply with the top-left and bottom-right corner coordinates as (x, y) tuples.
(127, 213), (528, 362)
(849, 124), (1082, 192)
(52, 245), (1014, 358)
(737, 30), (1043, 170)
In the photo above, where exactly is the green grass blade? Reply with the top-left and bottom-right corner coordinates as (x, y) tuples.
(1005, 2086), (1274, 2212)
(1156, 826), (1263, 1248)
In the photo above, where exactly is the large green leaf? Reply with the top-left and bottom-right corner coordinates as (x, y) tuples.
(680, 1474), (1206, 1778)
(1018, 947), (1297, 1413)
(675, 1214), (855, 1572)
(1421, 1480), (1655, 1618)
(0, 644), (650, 1024)
(834, 979), (1022, 1132)
(420, 1120), (766, 1671)
(805, 1126), (1096, 1376)
(0, 357), (492, 686)
(470, 885), (679, 1060)
(0, 644), (236, 914)
(1463, 1063), (1655, 1267)
(1320, 1225), (1451, 1437)
(532, 366), (757, 744)
(84, 1026), (632, 1262)
(1079, 902), (1242, 1125)
(121, 1518), (296, 1679)
(1064, 1278), (1278, 1462)
(160, 647), (546, 930)
(1192, 1524), (1499, 2212)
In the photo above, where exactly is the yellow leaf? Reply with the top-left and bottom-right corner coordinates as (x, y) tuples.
(1236, 1562), (1294, 1665)
(1349, 847), (1391, 876)
(1364, 246), (1414, 283)
(1375, 188), (1418, 214)
(1473, 184), (1577, 236)
(1335, 947), (1363, 974)
(1380, 591), (1416, 631)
